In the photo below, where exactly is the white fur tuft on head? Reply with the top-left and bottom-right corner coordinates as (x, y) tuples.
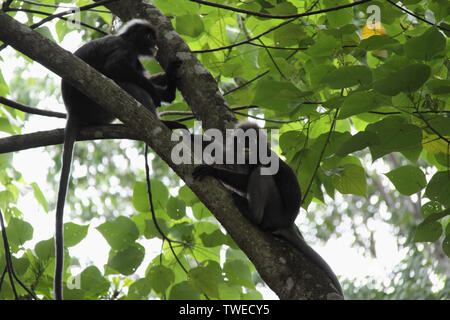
(117, 19), (153, 35)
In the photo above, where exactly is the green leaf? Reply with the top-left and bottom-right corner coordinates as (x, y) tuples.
(373, 64), (431, 96)
(166, 197), (186, 220)
(421, 201), (443, 220)
(80, 266), (109, 297)
(443, 235), (450, 257)
(30, 182), (48, 213)
(34, 238), (54, 260)
(306, 33), (340, 57)
(338, 91), (385, 119)
(405, 27), (446, 60)
(146, 265), (175, 294)
(107, 243), (145, 275)
(178, 185), (198, 206)
(176, 15), (204, 38)
(385, 165), (426, 196)
(0, 118), (14, 134)
(132, 180), (169, 212)
(427, 80), (450, 95)
(414, 221), (443, 242)
(188, 265), (220, 298)
(144, 216), (169, 240)
(359, 35), (400, 51)
(425, 171), (450, 207)
(127, 278), (151, 300)
(199, 229), (227, 247)
(64, 222), (89, 247)
(365, 117), (422, 160)
(6, 218), (33, 250)
(324, 0), (352, 27)
(322, 66), (372, 89)
(336, 131), (380, 157)
(168, 281), (201, 300)
(96, 216), (139, 250)
(252, 80), (311, 110)
(332, 164), (367, 197)
(223, 260), (254, 289)
(192, 202), (213, 220)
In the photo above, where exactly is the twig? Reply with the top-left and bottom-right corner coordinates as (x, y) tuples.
(386, 0), (450, 32)
(303, 109), (339, 201)
(0, 96), (66, 119)
(190, 0), (371, 20)
(0, 209), (38, 299)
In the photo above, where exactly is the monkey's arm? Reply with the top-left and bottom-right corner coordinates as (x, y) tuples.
(192, 165), (249, 193)
(103, 50), (162, 106)
(148, 59), (181, 102)
(273, 160), (302, 212)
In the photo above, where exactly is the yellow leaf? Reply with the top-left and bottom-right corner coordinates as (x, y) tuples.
(362, 22), (387, 39)
(422, 131), (450, 155)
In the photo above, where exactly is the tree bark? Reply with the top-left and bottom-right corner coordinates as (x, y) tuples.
(0, 1), (342, 299)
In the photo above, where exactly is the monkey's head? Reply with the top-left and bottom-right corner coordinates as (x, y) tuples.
(118, 19), (158, 57)
(232, 121), (271, 166)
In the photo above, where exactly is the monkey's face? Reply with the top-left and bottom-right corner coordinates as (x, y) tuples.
(232, 129), (270, 166)
(120, 21), (158, 57)
(137, 26), (158, 57)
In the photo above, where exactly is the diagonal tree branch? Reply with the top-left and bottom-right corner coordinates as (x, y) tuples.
(0, 0), (342, 299)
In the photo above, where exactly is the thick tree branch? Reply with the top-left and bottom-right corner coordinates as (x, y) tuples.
(0, 125), (141, 154)
(0, 1), (341, 299)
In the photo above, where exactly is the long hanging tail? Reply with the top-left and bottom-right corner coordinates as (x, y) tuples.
(275, 226), (344, 297)
(54, 117), (79, 300)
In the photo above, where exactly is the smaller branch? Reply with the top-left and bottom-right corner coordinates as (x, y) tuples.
(0, 209), (38, 299)
(0, 96), (66, 119)
(20, 0), (111, 13)
(0, 125), (142, 154)
(5, 8), (108, 35)
(386, 0), (450, 32)
(144, 145), (190, 277)
(191, 0), (371, 20)
(24, 0), (118, 30)
(303, 109), (339, 201)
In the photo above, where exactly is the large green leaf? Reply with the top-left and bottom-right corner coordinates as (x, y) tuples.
(338, 91), (386, 119)
(146, 265), (175, 294)
(365, 117), (422, 160)
(332, 164), (367, 197)
(175, 15), (204, 38)
(188, 265), (220, 298)
(336, 131), (380, 157)
(64, 222), (89, 247)
(6, 218), (33, 250)
(252, 80), (311, 110)
(223, 260), (254, 289)
(385, 165), (427, 196)
(404, 27), (446, 60)
(373, 64), (431, 96)
(166, 197), (186, 220)
(168, 281), (201, 300)
(107, 243), (145, 275)
(425, 171), (450, 207)
(322, 66), (372, 89)
(96, 216), (139, 250)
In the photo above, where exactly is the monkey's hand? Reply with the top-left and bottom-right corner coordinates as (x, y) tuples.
(192, 165), (215, 181)
(167, 59), (182, 81)
(168, 59), (182, 73)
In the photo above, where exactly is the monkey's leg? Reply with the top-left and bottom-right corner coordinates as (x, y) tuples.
(193, 165), (249, 193)
(247, 168), (283, 230)
(231, 192), (264, 225)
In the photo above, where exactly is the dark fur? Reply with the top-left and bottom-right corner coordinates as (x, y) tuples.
(192, 122), (343, 296)
(55, 19), (185, 300)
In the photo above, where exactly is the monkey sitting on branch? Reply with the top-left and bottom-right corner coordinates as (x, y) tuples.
(193, 122), (343, 296)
